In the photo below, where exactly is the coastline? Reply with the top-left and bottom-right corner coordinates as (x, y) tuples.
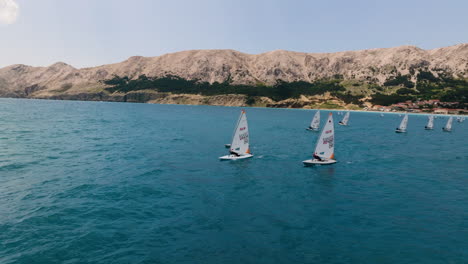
(1, 96), (465, 117)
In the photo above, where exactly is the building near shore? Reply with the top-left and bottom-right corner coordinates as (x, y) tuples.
(434, 108), (449, 114)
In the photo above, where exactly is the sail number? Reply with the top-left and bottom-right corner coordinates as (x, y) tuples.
(323, 135), (334, 148)
(239, 132), (249, 143)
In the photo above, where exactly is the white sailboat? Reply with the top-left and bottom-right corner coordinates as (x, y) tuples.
(442, 116), (453, 132)
(339, 111), (350, 126)
(425, 115), (434, 130)
(380, 113), (384, 117)
(220, 110), (253, 160)
(303, 113), (336, 166)
(395, 114), (408, 133)
(306, 111), (320, 131)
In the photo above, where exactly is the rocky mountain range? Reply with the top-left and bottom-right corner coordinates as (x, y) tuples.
(0, 44), (467, 106)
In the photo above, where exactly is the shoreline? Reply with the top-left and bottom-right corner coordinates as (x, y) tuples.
(1, 96), (466, 117)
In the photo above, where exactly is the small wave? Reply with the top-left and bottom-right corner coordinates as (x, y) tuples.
(0, 160), (42, 171)
(138, 169), (164, 177)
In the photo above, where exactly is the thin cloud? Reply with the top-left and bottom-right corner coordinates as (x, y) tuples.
(0, 0), (19, 25)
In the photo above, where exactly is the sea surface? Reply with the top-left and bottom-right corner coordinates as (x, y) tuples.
(0, 98), (467, 264)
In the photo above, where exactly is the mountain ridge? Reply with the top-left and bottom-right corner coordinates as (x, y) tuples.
(0, 44), (467, 108)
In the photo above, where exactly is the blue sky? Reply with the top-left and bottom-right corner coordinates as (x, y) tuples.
(1, 0), (467, 68)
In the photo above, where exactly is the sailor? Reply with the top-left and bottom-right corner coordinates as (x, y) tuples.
(313, 153), (322, 161)
(230, 150), (241, 157)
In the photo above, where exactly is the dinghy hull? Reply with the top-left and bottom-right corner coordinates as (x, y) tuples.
(306, 127), (319, 131)
(219, 154), (253, 160)
(303, 159), (336, 166)
(395, 129), (406, 133)
(224, 144), (231, 148)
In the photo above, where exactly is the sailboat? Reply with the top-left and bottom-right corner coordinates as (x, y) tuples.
(380, 113), (384, 117)
(425, 115), (434, 130)
(306, 111), (320, 131)
(442, 116), (453, 132)
(395, 114), (408, 133)
(339, 111), (350, 126)
(220, 110), (253, 160)
(303, 113), (336, 166)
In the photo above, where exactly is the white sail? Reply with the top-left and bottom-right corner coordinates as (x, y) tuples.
(426, 115), (434, 129)
(399, 114), (408, 131)
(444, 117), (453, 131)
(314, 113), (335, 160)
(310, 111), (320, 130)
(230, 110), (250, 155)
(340, 111), (350, 125)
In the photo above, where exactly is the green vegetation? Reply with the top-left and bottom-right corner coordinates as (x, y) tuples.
(370, 93), (413, 106)
(102, 72), (467, 108)
(319, 102), (341, 109)
(416, 72), (468, 103)
(383, 74), (415, 88)
(102, 75), (354, 102)
(333, 91), (363, 105)
(396, 88), (416, 95)
(372, 72), (468, 106)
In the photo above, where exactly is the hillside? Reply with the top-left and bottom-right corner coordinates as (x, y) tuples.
(0, 44), (467, 109)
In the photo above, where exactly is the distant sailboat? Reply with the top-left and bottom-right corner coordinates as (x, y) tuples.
(380, 113), (384, 117)
(306, 111), (320, 131)
(339, 111), (350, 126)
(303, 113), (336, 166)
(442, 116), (453, 132)
(457, 116), (464, 123)
(220, 110), (253, 160)
(395, 114), (408, 133)
(425, 115), (434, 130)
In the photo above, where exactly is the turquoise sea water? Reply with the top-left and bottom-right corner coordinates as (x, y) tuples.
(0, 98), (467, 264)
